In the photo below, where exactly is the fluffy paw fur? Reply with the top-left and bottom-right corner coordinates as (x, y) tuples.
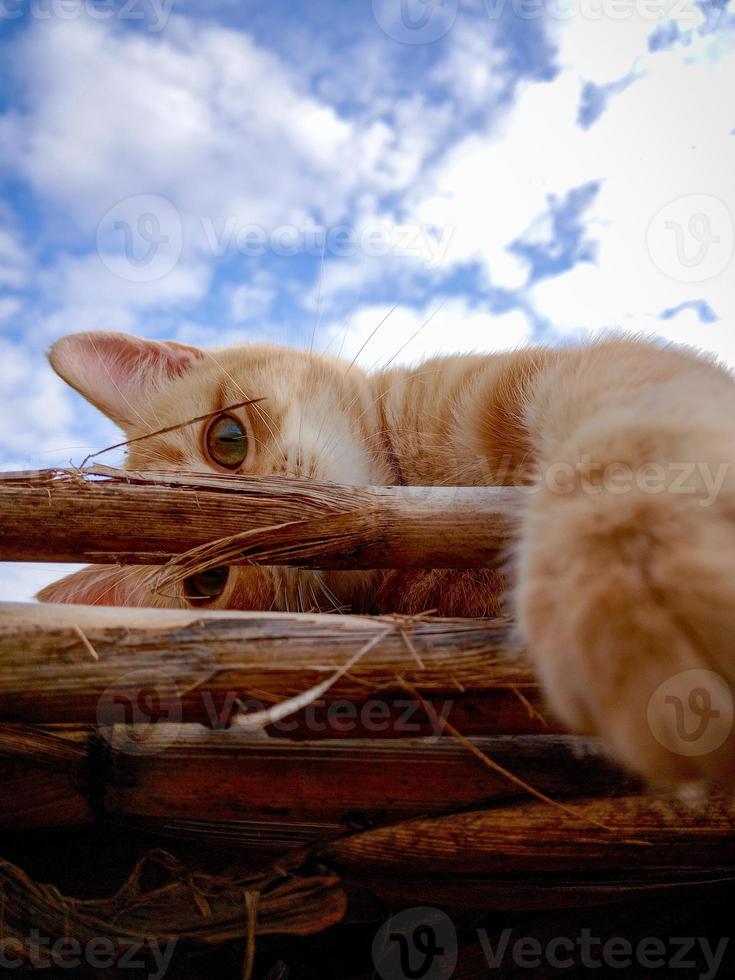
(517, 415), (735, 785)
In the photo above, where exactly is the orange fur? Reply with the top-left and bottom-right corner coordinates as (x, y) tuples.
(39, 331), (735, 783)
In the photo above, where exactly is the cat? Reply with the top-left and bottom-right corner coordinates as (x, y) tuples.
(39, 330), (735, 785)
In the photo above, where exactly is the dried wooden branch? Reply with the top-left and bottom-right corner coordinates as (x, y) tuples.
(0, 725), (94, 829)
(0, 723), (626, 835)
(101, 728), (625, 832)
(0, 465), (518, 568)
(323, 794), (735, 876)
(0, 601), (546, 734)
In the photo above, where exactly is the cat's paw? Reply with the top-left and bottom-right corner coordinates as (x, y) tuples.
(516, 451), (735, 786)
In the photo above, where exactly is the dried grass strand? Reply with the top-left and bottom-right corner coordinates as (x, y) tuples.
(400, 680), (651, 845)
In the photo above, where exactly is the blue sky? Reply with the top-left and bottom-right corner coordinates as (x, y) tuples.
(0, 0), (734, 599)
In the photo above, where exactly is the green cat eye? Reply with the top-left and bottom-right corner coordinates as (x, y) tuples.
(206, 414), (247, 469)
(184, 566), (230, 602)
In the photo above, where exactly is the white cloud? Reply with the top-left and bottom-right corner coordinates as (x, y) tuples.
(430, 14), (510, 110)
(229, 271), (277, 324)
(0, 225), (30, 289)
(35, 250), (212, 340)
(0, 296), (22, 322)
(0, 337), (117, 469)
(0, 15), (392, 235)
(320, 299), (533, 369)
(0, 12), (461, 338)
(552, 0), (707, 82)
(525, 34), (735, 346)
(401, 19), (735, 332)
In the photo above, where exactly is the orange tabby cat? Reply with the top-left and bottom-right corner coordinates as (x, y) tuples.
(39, 331), (735, 784)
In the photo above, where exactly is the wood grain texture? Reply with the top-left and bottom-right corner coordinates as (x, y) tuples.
(0, 465), (518, 568)
(0, 722), (629, 839)
(100, 728), (628, 831)
(323, 794), (735, 875)
(0, 726), (94, 829)
(0, 601), (547, 735)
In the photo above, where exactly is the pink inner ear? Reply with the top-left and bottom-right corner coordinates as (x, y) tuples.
(111, 337), (202, 382)
(49, 332), (204, 428)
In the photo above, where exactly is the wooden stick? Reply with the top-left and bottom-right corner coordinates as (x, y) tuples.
(0, 466), (518, 568)
(0, 601), (546, 733)
(0, 725), (94, 829)
(99, 728), (626, 833)
(322, 794), (735, 875)
(0, 723), (626, 834)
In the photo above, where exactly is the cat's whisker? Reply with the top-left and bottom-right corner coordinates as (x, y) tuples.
(250, 429), (290, 471)
(310, 304), (404, 475)
(200, 350), (289, 467)
(80, 398), (265, 469)
(308, 581), (320, 613)
(335, 314), (352, 361)
(318, 577), (347, 615)
(345, 305), (399, 375)
(299, 233), (329, 467)
(310, 365), (450, 475)
(250, 400), (289, 467)
(368, 302), (445, 374)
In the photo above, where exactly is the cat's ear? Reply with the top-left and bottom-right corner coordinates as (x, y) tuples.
(48, 331), (204, 428)
(36, 565), (150, 606)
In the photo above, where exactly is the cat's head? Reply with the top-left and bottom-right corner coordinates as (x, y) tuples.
(37, 331), (388, 610)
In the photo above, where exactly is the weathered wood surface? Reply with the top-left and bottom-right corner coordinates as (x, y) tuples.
(0, 602), (548, 734)
(0, 726), (94, 829)
(0, 722), (629, 836)
(0, 466), (518, 568)
(323, 794), (735, 876)
(100, 728), (627, 831)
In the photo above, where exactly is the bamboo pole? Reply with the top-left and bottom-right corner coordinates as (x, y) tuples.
(0, 466), (518, 568)
(323, 794), (735, 875)
(0, 723), (626, 834)
(0, 601), (547, 734)
(100, 728), (625, 832)
(0, 726), (94, 829)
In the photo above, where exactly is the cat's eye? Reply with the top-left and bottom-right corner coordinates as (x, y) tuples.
(206, 414), (247, 469)
(184, 566), (230, 602)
